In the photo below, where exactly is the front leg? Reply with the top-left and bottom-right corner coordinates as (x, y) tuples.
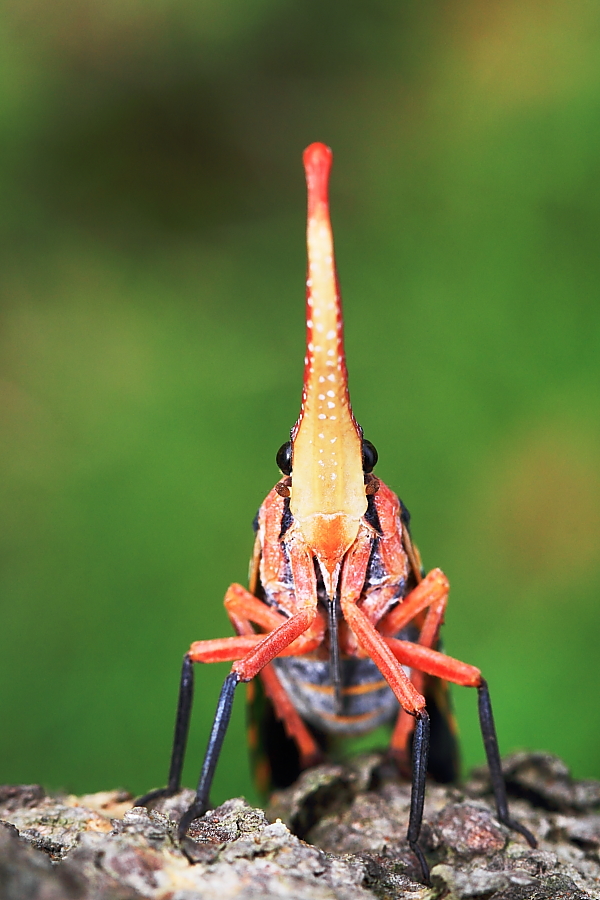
(339, 532), (432, 882)
(137, 568), (325, 812)
(178, 542), (320, 839)
(135, 635), (262, 809)
(377, 567), (450, 768)
(177, 669), (240, 838)
(176, 604), (319, 839)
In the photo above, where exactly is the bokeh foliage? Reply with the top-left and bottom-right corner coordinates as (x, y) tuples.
(1, 1), (599, 805)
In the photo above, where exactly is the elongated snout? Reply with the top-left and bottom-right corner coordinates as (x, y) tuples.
(290, 144), (367, 592)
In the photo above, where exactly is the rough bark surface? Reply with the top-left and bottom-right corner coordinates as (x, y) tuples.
(1, 752), (599, 899)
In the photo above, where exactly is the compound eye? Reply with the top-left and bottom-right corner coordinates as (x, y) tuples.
(362, 439), (378, 473)
(276, 441), (292, 475)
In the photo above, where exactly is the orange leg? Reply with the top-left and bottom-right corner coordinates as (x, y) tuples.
(223, 582), (326, 654)
(376, 573), (536, 854)
(377, 568), (450, 766)
(230, 542), (320, 681)
(337, 532), (436, 881)
(224, 583), (290, 634)
(378, 568), (449, 637)
(342, 600), (426, 712)
(188, 632), (323, 664)
(232, 607), (318, 680)
(338, 528), (435, 880)
(190, 580), (323, 771)
(384, 637), (538, 851)
(189, 638), (321, 769)
(222, 582), (323, 772)
(189, 583), (326, 662)
(140, 544), (322, 827)
(174, 543), (322, 837)
(339, 533), (426, 714)
(384, 639), (482, 688)
(386, 633), (538, 851)
(189, 634), (262, 663)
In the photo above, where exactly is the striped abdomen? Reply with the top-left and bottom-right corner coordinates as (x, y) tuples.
(271, 641), (412, 736)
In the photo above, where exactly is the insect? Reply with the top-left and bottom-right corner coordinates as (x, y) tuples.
(139, 143), (536, 881)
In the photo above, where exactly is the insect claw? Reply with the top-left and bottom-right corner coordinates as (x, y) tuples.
(501, 817), (537, 848)
(408, 840), (431, 886)
(178, 800), (209, 843)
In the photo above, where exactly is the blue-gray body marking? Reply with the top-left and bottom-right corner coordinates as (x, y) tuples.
(272, 642), (412, 735)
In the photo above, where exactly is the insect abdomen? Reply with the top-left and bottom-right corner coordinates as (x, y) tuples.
(271, 654), (401, 735)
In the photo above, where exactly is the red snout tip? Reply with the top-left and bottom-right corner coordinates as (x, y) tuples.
(303, 143), (332, 214)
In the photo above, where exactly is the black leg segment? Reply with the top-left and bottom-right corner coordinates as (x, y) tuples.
(167, 653), (195, 793)
(407, 709), (431, 884)
(136, 653), (195, 807)
(478, 680), (536, 847)
(178, 670), (240, 839)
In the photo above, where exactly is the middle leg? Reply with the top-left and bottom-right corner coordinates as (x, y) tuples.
(384, 638), (537, 848)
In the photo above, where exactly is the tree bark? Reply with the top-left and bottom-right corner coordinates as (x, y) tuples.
(1, 752), (598, 899)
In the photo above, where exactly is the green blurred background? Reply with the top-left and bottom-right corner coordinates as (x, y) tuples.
(1, 1), (599, 806)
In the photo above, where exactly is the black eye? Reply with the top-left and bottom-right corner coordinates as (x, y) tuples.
(362, 439), (378, 473)
(276, 441), (292, 475)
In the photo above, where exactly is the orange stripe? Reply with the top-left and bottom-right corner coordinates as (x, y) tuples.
(298, 678), (389, 697)
(318, 709), (382, 725)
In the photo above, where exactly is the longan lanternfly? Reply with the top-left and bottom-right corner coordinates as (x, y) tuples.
(138, 143), (536, 883)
